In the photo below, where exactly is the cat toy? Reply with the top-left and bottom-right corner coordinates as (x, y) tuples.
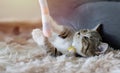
(38, 0), (64, 37)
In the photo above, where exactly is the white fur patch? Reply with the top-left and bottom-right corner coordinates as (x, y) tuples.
(49, 33), (72, 54)
(31, 29), (45, 46)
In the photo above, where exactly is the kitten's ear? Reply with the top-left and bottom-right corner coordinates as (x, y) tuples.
(95, 42), (108, 54)
(92, 24), (103, 32)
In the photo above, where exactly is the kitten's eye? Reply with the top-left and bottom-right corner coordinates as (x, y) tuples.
(77, 32), (80, 35)
(83, 36), (88, 39)
(90, 36), (93, 39)
(83, 30), (88, 33)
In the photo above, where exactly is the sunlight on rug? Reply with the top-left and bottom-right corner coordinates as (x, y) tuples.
(0, 36), (120, 73)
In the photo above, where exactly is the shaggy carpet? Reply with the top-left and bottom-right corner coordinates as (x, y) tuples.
(0, 35), (120, 73)
(0, 22), (119, 73)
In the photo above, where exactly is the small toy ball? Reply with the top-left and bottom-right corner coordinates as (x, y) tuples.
(67, 46), (76, 53)
(66, 46), (76, 57)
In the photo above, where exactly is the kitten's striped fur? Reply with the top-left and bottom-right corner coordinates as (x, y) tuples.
(71, 24), (113, 57)
(44, 37), (62, 56)
(72, 29), (102, 57)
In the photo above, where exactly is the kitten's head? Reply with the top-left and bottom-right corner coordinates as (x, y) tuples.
(71, 24), (109, 57)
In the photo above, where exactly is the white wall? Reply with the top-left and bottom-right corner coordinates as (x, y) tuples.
(0, 0), (41, 21)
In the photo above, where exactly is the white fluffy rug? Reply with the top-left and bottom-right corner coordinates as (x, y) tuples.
(0, 36), (120, 73)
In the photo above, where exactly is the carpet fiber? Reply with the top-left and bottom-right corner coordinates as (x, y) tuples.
(0, 36), (120, 73)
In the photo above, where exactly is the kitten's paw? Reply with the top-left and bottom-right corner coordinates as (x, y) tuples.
(32, 29), (45, 46)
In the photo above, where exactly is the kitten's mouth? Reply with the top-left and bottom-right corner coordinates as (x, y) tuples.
(75, 53), (85, 57)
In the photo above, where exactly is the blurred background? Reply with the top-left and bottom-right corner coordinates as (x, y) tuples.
(0, 0), (119, 43)
(0, 0), (42, 43)
(0, 0), (41, 21)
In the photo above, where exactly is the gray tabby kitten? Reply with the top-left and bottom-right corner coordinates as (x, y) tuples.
(32, 0), (113, 57)
(32, 24), (113, 57)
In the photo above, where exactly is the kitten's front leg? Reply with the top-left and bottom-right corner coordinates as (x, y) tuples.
(32, 28), (62, 57)
(32, 29), (45, 46)
(44, 37), (62, 57)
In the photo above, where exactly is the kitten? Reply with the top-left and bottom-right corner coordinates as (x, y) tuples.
(32, 23), (113, 57)
(32, 0), (74, 56)
(32, 0), (113, 57)
(67, 24), (113, 57)
(32, 27), (73, 56)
